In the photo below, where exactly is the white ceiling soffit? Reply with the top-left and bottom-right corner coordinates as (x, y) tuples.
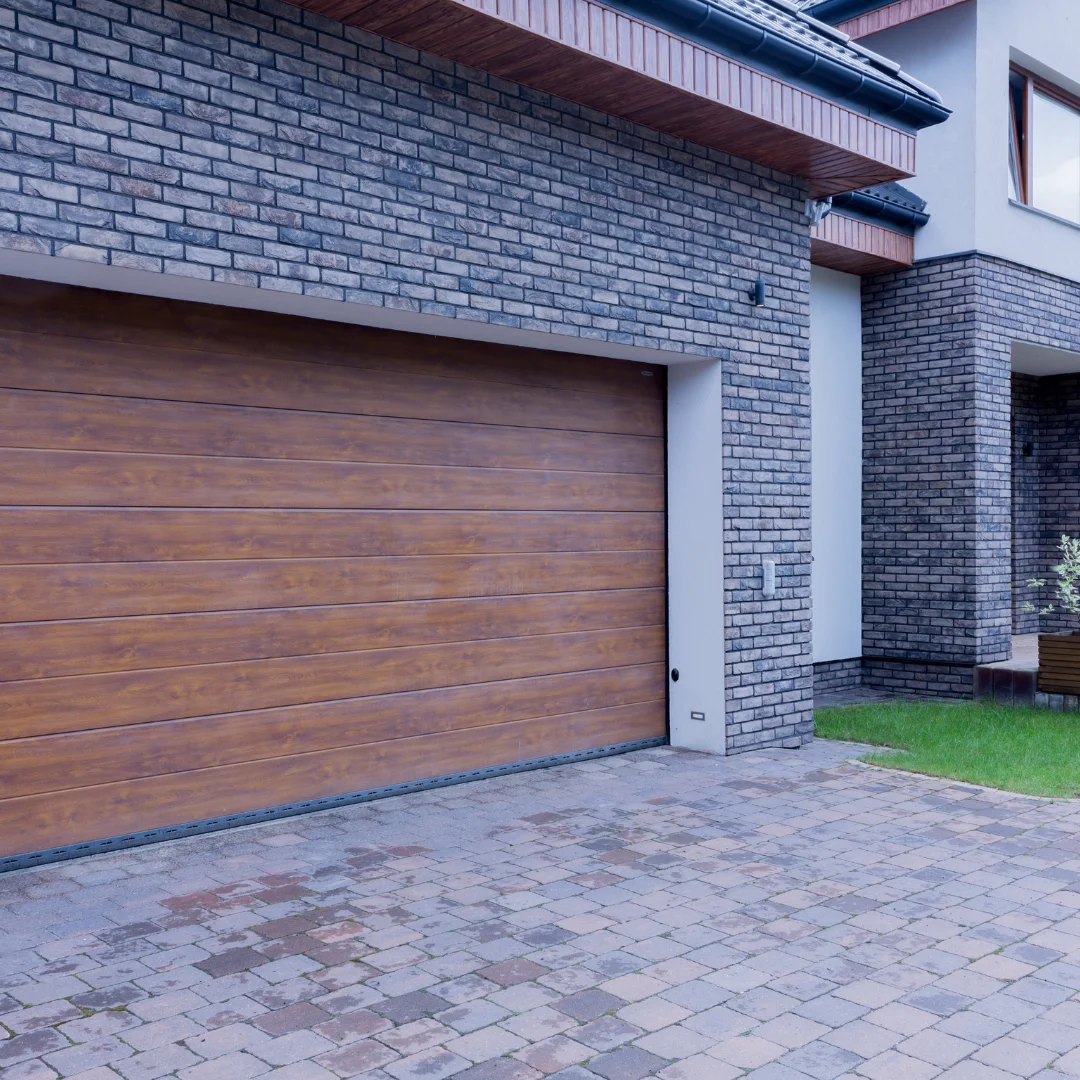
(1012, 341), (1080, 376)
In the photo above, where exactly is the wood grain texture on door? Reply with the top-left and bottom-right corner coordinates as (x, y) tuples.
(0, 278), (667, 858)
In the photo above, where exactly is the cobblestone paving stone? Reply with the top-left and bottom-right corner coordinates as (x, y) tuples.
(5, 742), (1080, 1080)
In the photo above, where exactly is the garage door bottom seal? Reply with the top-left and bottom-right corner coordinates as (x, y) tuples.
(2, 736), (669, 874)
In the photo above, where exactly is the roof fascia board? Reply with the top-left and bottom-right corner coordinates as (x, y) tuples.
(833, 0), (971, 40)
(811, 211), (914, 271)
(607, 0), (949, 131)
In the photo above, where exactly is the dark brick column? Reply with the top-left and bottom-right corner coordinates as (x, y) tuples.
(1015, 372), (1080, 635)
(1012, 373), (1042, 635)
(863, 255), (1080, 694)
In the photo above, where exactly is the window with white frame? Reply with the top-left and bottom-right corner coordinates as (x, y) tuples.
(1010, 66), (1080, 225)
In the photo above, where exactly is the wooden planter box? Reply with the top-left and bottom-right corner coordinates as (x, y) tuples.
(1038, 632), (1080, 694)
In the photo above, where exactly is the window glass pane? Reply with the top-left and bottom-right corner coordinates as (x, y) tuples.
(1032, 90), (1080, 223)
(1009, 71), (1026, 202)
(1009, 100), (1022, 201)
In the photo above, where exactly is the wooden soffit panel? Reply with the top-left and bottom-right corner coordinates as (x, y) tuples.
(810, 211), (913, 274)
(837, 0), (970, 40)
(290, 0), (917, 197)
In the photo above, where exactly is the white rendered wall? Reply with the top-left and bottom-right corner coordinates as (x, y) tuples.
(667, 361), (727, 753)
(976, 0), (1080, 283)
(862, 0), (1080, 284)
(859, 2), (977, 261)
(810, 267), (863, 664)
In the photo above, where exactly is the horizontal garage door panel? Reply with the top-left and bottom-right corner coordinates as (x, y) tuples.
(0, 330), (661, 435)
(0, 389), (664, 473)
(2, 666), (667, 799)
(0, 509), (665, 564)
(2, 589), (664, 680)
(0, 449), (662, 510)
(0, 279), (662, 399)
(3, 626), (667, 739)
(0, 281), (666, 861)
(0, 552), (663, 622)
(0, 702), (665, 857)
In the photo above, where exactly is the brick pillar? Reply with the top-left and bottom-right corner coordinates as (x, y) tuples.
(722, 273), (815, 750)
(861, 255), (1012, 694)
(862, 253), (1080, 694)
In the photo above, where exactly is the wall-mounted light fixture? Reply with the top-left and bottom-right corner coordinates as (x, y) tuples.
(748, 278), (767, 307)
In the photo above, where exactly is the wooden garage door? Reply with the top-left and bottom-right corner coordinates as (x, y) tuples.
(0, 279), (667, 860)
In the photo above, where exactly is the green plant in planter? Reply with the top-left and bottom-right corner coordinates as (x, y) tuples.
(1025, 534), (1080, 622)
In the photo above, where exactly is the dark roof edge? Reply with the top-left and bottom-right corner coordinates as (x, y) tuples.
(607, 0), (951, 131)
(803, 0), (894, 24)
(831, 186), (930, 232)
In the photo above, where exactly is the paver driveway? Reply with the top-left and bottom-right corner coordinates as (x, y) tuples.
(4, 742), (1080, 1080)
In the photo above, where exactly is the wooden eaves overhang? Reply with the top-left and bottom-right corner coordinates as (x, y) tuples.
(811, 0), (970, 41)
(289, 0), (922, 197)
(809, 184), (928, 273)
(810, 211), (913, 273)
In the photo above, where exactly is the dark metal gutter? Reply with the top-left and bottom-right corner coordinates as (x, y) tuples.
(831, 187), (930, 232)
(608, 0), (951, 131)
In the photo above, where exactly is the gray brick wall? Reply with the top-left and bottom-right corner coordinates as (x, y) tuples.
(1012, 372), (1042, 635)
(863, 253), (1080, 694)
(862, 658), (974, 699)
(0, 0), (815, 749)
(1038, 373), (1080, 636)
(812, 658), (861, 695)
(1012, 371), (1080, 636)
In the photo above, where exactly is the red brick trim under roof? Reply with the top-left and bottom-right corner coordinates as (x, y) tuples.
(837, 0), (969, 40)
(288, 0), (917, 196)
(810, 211), (914, 273)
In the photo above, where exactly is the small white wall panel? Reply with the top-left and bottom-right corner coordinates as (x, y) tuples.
(667, 359), (726, 753)
(811, 267), (864, 663)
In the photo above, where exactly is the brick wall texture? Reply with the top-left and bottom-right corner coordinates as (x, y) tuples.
(812, 658), (862, 695)
(1012, 371), (1080, 636)
(0, 0), (815, 750)
(863, 253), (1080, 693)
(862, 658), (975, 699)
(1012, 372), (1042, 635)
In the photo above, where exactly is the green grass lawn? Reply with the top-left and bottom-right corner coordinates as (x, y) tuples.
(815, 699), (1080, 798)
